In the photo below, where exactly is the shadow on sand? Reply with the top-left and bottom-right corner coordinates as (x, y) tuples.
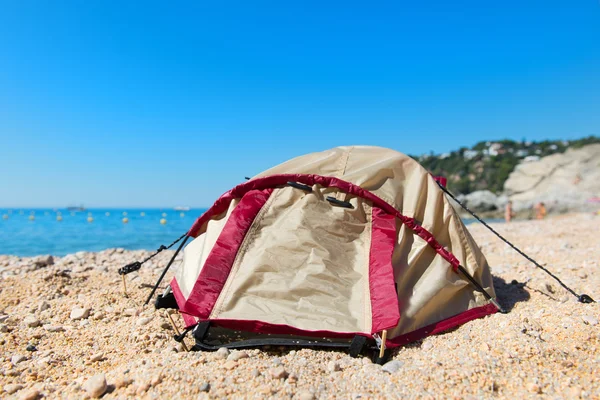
(493, 275), (531, 312)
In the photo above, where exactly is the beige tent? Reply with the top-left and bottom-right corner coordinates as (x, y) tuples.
(162, 146), (499, 356)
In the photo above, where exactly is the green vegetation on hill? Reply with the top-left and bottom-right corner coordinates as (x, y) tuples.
(410, 136), (600, 195)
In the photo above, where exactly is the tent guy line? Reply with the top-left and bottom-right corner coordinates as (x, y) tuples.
(436, 181), (595, 304)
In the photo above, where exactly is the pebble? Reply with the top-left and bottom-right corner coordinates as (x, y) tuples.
(215, 347), (229, 360)
(199, 382), (210, 392)
(224, 360), (238, 370)
(38, 301), (50, 311)
(114, 374), (132, 388)
(151, 374), (162, 386)
(70, 307), (90, 320)
(227, 350), (249, 362)
(24, 315), (41, 328)
(44, 324), (64, 332)
(123, 308), (139, 317)
(0, 323), (8, 332)
(11, 354), (27, 365)
(269, 366), (288, 379)
(327, 361), (341, 372)
(136, 317), (153, 326)
(90, 352), (104, 362)
(5, 384), (23, 394)
(527, 383), (542, 394)
(296, 390), (316, 400)
(582, 315), (598, 326)
(422, 341), (434, 350)
(19, 388), (39, 400)
(382, 360), (404, 374)
(83, 373), (107, 398)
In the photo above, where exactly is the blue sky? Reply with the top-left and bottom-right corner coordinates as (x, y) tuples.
(1, 1), (599, 207)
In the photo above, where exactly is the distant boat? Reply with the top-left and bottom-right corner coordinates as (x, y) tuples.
(174, 206), (190, 211)
(66, 205), (86, 212)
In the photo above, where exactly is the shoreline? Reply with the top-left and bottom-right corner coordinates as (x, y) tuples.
(1, 213), (598, 398)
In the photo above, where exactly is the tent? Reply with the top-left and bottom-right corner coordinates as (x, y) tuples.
(137, 146), (504, 360)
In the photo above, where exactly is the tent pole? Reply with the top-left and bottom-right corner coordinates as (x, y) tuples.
(145, 235), (190, 305)
(457, 265), (505, 313)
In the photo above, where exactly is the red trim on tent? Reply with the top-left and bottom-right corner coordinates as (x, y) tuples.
(170, 278), (198, 327)
(369, 207), (401, 333)
(432, 175), (447, 188)
(187, 174), (461, 272)
(179, 188), (273, 319)
(386, 303), (498, 347)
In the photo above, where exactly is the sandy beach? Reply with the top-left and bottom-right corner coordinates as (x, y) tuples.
(0, 213), (598, 399)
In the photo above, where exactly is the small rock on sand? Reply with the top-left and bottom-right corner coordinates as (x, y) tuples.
(382, 360), (404, 374)
(215, 347), (229, 359)
(24, 315), (41, 328)
(327, 361), (341, 372)
(227, 350), (249, 361)
(44, 324), (63, 332)
(70, 307), (90, 320)
(296, 390), (315, 400)
(136, 317), (153, 326)
(582, 315), (598, 326)
(113, 375), (132, 388)
(19, 388), (39, 400)
(199, 382), (210, 392)
(83, 373), (107, 398)
(5, 384), (23, 394)
(269, 366), (288, 379)
(38, 301), (50, 311)
(90, 352), (104, 362)
(224, 360), (238, 370)
(11, 354), (27, 365)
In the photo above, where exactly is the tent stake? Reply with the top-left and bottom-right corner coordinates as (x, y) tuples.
(378, 330), (387, 359)
(457, 265), (505, 313)
(166, 311), (189, 352)
(121, 275), (128, 297)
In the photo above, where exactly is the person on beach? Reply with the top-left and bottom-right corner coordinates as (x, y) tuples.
(505, 200), (515, 223)
(535, 202), (547, 219)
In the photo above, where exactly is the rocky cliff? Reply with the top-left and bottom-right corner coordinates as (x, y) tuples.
(504, 144), (600, 212)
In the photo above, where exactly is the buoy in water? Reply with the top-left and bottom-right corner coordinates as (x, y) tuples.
(29, 215), (35, 221)
(123, 211), (128, 216)
(162, 212), (167, 217)
(180, 212), (185, 217)
(105, 212), (110, 216)
(2, 214), (8, 220)
(160, 218), (167, 225)
(57, 215), (63, 221)
(87, 216), (94, 223)
(122, 217), (129, 224)
(140, 212), (145, 217)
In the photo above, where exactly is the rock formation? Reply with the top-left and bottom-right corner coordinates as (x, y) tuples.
(504, 144), (600, 212)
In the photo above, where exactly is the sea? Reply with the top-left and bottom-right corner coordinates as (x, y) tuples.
(0, 208), (501, 257)
(0, 208), (207, 257)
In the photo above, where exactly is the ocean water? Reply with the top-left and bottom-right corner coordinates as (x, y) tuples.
(0, 208), (501, 257)
(0, 208), (206, 257)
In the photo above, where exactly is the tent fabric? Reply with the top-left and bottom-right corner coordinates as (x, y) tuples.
(171, 146), (497, 347)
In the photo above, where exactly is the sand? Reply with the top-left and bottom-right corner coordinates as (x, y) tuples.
(0, 213), (598, 399)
